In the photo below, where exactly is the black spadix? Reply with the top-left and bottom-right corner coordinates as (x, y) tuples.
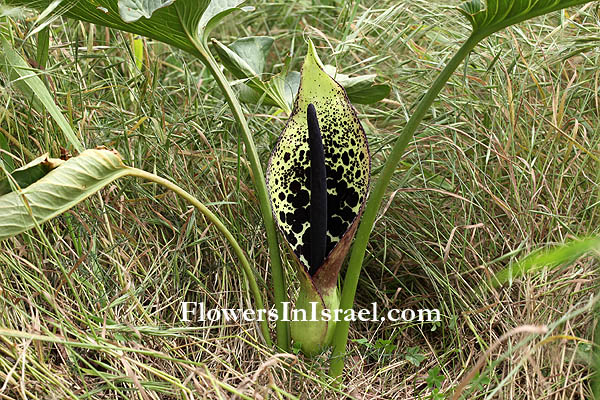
(307, 103), (327, 276)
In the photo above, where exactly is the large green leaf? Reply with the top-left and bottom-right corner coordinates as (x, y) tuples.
(322, 64), (390, 105)
(460, 0), (593, 37)
(0, 148), (129, 241)
(213, 36), (292, 110)
(1, 0), (250, 55)
(2, 0), (205, 54)
(0, 38), (84, 152)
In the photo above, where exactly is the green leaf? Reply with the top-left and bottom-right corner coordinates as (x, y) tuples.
(35, 27), (50, 69)
(351, 338), (371, 347)
(0, 153), (64, 196)
(404, 346), (426, 367)
(118, 0), (174, 22)
(229, 36), (272, 76)
(471, 372), (491, 390)
(323, 64), (390, 105)
(0, 38), (84, 152)
(0, 149), (130, 241)
(236, 82), (277, 107)
(198, 0), (252, 44)
(212, 36), (288, 110)
(132, 35), (144, 70)
(426, 366), (445, 389)
(459, 0), (592, 37)
(488, 237), (600, 288)
(374, 338), (396, 354)
(4, 0), (253, 56)
(214, 36), (295, 112)
(234, 71), (298, 113)
(3, 0), (211, 55)
(271, 71), (300, 111)
(213, 36), (274, 79)
(213, 39), (259, 81)
(346, 84), (390, 105)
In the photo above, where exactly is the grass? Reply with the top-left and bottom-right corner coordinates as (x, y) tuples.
(1, 0), (600, 398)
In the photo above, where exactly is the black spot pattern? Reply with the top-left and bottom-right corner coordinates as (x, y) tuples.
(266, 49), (370, 272)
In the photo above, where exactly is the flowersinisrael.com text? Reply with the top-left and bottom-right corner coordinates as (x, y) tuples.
(181, 302), (441, 323)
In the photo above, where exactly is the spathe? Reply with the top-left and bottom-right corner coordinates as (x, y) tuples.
(266, 40), (370, 355)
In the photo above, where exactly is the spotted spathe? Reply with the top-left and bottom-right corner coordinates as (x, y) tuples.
(266, 42), (370, 274)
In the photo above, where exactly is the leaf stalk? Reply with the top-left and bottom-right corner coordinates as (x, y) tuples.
(329, 33), (483, 379)
(189, 41), (290, 351)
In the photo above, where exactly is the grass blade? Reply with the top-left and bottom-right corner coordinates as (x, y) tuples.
(0, 38), (83, 152)
(488, 237), (600, 288)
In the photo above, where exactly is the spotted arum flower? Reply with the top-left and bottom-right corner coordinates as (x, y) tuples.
(266, 40), (370, 356)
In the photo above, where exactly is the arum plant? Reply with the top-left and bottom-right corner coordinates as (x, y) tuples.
(3, 0), (595, 380)
(266, 40), (370, 355)
(0, 148), (272, 345)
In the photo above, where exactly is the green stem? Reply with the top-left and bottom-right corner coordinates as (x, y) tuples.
(128, 167), (272, 347)
(193, 43), (290, 351)
(328, 34), (483, 378)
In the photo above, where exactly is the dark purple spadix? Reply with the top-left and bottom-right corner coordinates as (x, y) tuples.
(307, 103), (327, 276)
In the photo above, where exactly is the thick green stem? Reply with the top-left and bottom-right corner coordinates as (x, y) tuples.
(193, 44), (290, 351)
(128, 167), (272, 347)
(328, 34), (482, 378)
